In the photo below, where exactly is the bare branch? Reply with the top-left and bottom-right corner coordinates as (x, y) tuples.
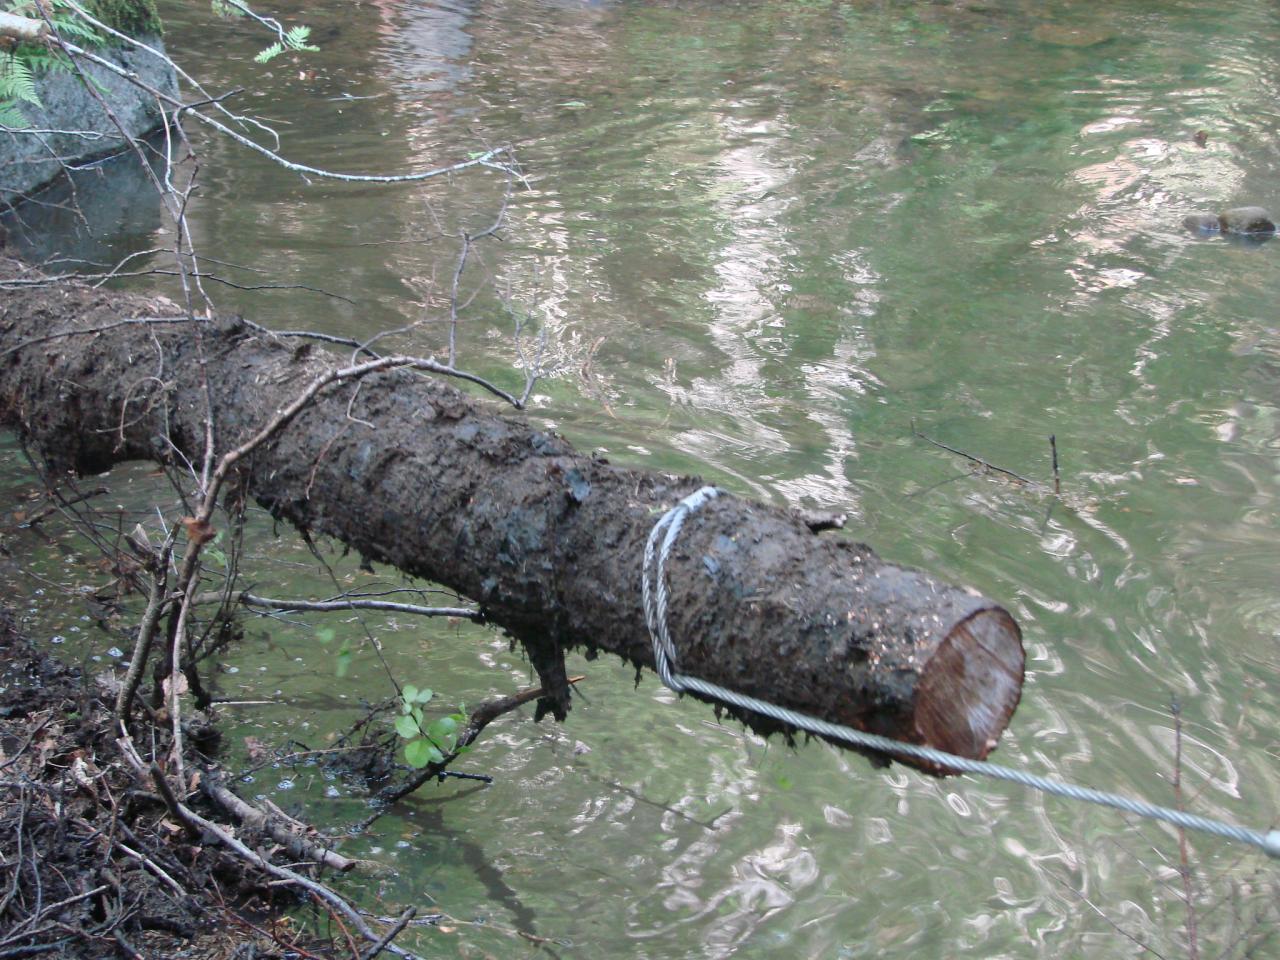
(199, 767), (357, 874)
(123, 733), (417, 954)
(114, 550), (172, 728)
(237, 592), (482, 621)
(0, 316), (190, 360)
(59, 36), (517, 186)
(910, 418), (1042, 488)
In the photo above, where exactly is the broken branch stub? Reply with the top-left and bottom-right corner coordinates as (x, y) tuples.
(0, 11), (46, 44)
(0, 262), (1024, 772)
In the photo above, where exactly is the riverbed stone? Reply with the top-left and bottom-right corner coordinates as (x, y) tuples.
(1031, 23), (1115, 47)
(1182, 213), (1221, 235)
(1218, 206), (1276, 235)
(0, 36), (178, 207)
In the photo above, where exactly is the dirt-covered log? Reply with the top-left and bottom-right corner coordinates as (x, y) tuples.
(0, 261), (1023, 768)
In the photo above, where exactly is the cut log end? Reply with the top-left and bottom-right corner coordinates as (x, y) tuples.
(913, 607), (1024, 763)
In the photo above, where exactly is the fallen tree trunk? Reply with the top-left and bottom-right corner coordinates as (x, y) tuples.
(0, 259), (1023, 769)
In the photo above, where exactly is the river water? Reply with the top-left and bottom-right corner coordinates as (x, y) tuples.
(4, 0), (1280, 956)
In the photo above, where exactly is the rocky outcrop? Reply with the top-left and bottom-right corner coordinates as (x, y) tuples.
(0, 35), (177, 207)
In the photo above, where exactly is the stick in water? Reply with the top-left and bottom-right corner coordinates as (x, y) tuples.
(1049, 435), (1061, 496)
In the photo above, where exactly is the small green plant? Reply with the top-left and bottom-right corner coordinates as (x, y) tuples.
(0, 53), (38, 127)
(314, 626), (353, 677)
(393, 684), (466, 769)
(251, 24), (316, 64)
(0, 0), (318, 128)
(0, 0), (104, 127)
(210, 0), (316, 64)
(203, 530), (228, 569)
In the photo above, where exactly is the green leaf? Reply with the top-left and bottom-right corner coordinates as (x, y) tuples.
(402, 684), (418, 703)
(426, 716), (457, 741)
(413, 687), (433, 704)
(404, 739), (443, 768)
(394, 715), (419, 740)
(334, 641), (352, 677)
(400, 699), (412, 714)
(316, 627), (335, 644)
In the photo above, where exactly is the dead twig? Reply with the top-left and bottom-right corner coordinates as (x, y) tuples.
(1048, 872), (1169, 959)
(363, 906), (416, 960)
(1171, 699), (1200, 960)
(910, 419), (1040, 487)
(199, 767), (357, 874)
(1050, 434), (1062, 496)
(235, 592), (482, 622)
(0, 316), (191, 360)
(116, 727), (425, 958)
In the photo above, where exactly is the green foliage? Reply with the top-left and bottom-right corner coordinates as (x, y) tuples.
(334, 639), (352, 677)
(252, 24), (317, 64)
(203, 530), (228, 569)
(0, 0), (110, 127)
(393, 684), (466, 769)
(0, 52), (38, 127)
(84, 0), (161, 37)
(210, 0), (317, 64)
(0, 0), (316, 129)
(313, 627), (352, 677)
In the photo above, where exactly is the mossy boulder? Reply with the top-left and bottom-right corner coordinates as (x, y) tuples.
(85, 0), (162, 38)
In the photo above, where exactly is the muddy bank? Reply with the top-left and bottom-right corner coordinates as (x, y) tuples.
(0, 611), (336, 959)
(0, 260), (1024, 765)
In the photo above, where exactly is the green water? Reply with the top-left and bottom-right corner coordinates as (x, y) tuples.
(5, 0), (1280, 955)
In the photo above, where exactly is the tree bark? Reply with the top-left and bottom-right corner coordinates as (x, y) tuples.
(0, 260), (1023, 770)
(0, 12), (45, 43)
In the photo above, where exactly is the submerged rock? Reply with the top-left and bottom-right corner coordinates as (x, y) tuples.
(1182, 206), (1276, 239)
(1218, 206), (1276, 235)
(1182, 213), (1221, 235)
(1031, 23), (1114, 47)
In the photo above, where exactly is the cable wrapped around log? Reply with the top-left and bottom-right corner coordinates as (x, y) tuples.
(0, 260), (1024, 772)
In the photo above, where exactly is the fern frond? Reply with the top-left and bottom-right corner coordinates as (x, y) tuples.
(0, 99), (30, 128)
(283, 24), (316, 51)
(254, 24), (318, 63)
(0, 52), (40, 107)
(253, 41), (282, 63)
(49, 16), (101, 42)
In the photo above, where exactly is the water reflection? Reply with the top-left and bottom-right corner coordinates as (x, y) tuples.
(378, 0), (476, 97)
(0, 132), (168, 265)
